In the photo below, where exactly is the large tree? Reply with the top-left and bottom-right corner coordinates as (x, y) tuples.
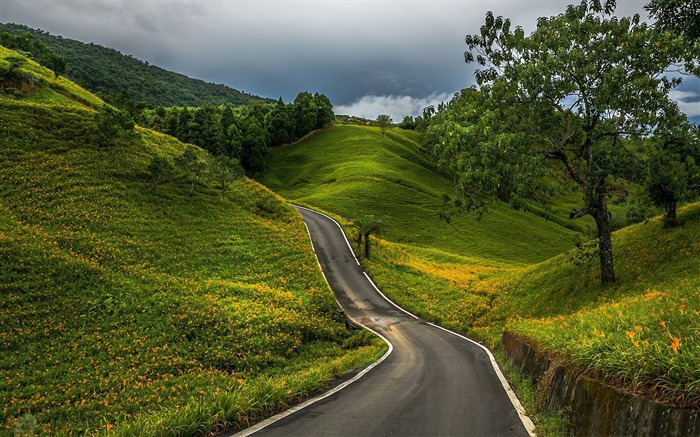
(454, 0), (687, 284)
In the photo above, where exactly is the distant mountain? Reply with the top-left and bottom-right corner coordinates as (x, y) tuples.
(0, 22), (273, 107)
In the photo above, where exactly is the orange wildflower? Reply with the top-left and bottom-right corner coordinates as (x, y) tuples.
(670, 337), (681, 353)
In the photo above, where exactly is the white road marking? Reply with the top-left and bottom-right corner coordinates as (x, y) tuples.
(295, 205), (537, 436)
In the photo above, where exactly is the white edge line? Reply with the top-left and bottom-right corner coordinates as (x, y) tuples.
(294, 205), (537, 436)
(232, 209), (394, 437)
(234, 325), (393, 437)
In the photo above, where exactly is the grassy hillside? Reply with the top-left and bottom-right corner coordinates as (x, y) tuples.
(262, 124), (700, 416)
(365, 205), (700, 410)
(262, 125), (579, 266)
(0, 47), (384, 435)
(0, 23), (273, 107)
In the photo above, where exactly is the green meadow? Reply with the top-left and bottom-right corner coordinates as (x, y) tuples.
(0, 47), (385, 434)
(263, 125), (700, 415)
(261, 125), (579, 266)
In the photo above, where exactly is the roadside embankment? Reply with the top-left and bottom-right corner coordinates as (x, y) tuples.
(501, 332), (700, 436)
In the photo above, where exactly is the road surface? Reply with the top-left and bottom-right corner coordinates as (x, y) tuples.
(234, 206), (533, 436)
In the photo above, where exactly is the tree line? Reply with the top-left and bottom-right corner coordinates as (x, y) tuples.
(421, 0), (700, 285)
(138, 92), (334, 174)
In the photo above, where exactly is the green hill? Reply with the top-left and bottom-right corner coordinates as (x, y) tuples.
(261, 124), (579, 266)
(261, 124), (700, 420)
(0, 23), (273, 107)
(0, 46), (383, 434)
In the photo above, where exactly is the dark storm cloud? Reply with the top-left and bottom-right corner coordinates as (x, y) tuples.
(2, 0), (697, 120)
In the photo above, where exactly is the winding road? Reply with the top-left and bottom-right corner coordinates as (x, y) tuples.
(234, 206), (534, 436)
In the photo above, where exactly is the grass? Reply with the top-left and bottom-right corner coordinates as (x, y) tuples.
(262, 124), (700, 420)
(502, 206), (700, 408)
(262, 125), (578, 266)
(0, 46), (386, 435)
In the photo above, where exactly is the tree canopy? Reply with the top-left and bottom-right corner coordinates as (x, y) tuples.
(425, 0), (694, 284)
(376, 114), (393, 135)
(645, 0), (700, 42)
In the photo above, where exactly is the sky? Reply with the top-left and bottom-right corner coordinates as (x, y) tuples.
(1, 0), (698, 122)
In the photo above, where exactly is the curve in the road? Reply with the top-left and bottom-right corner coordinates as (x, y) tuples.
(233, 206), (536, 437)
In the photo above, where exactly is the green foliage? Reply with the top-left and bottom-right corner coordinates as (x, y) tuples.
(147, 155), (175, 190)
(376, 114), (392, 135)
(0, 30), (65, 76)
(641, 117), (700, 226)
(141, 91), (334, 174)
(398, 115), (418, 130)
(14, 414), (38, 437)
(241, 118), (270, 174)
(0, 55), (41, 94)
(175, 146), (208, 197)
(449, 1), (691, 284)
(210, 155), (244, 199)
(262, 124), (578, 266)
(645, 0), (700, 44)
(0, 46), (104, 108)
(93, 104), (136, 150)
(423, 88), (548, 216)
(351, 215), (384, 260)
(0, 23), (272, 107)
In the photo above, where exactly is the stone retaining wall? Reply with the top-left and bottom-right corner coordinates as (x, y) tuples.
(500, 332), (700, 436)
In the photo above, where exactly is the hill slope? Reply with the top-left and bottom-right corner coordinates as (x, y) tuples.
(0, 23), (272, 107)
(0, 46), (382, 434)
(261, 123), (700, 417)
(262, 125), (579, 266)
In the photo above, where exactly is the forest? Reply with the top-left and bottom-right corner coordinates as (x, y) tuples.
(0, 23), (271, 107)
(138, 92), (334, 174)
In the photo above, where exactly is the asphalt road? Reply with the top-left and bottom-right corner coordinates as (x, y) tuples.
(234, 206), (533, 437)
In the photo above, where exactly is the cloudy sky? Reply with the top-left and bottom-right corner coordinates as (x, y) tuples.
(1, 0), (698, 121)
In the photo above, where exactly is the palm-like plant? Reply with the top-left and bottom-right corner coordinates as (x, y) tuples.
(351, 215), (383, 260)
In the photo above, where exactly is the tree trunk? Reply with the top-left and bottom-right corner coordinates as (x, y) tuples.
(664, 200), (679, 228)
(591, 192), (615, 285)
(356, 232), (363, 253)
(364, 232), (371, 260)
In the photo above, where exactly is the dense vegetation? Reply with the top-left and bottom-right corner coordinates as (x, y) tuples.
(0, 46), (385, 434)
(0, 23), (272, 107)
(139, 92), (334, 174)
(0, 30), (65, 76)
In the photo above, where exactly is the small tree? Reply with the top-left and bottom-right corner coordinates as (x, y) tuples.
(147, 156), (174, 190)
(210, 155), (244, 200)
(93, 104), (136, 151)
(175, 146), (207, 197)
(644, 116), (700, 227)
(352, 215), (383, 260)
(376, 114), (392, 135)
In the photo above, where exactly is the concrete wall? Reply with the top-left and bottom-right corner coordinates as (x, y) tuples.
(500, 332), (700, 436)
